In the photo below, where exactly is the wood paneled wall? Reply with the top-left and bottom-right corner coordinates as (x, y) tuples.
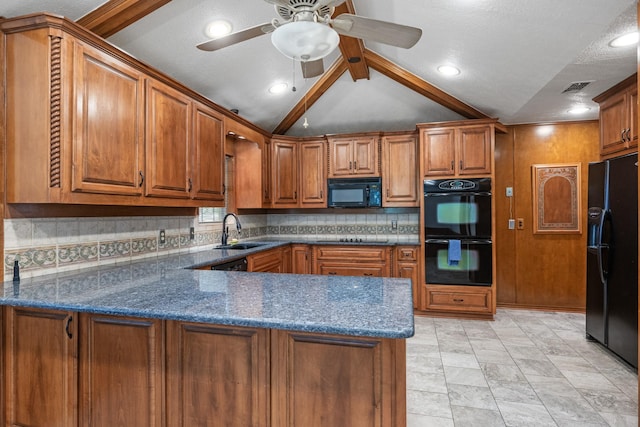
(495, 122), (600, 310)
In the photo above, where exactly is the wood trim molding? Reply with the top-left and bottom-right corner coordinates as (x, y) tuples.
(76, 0), (171, 38)
(333, 0), (369, 81)
(364, 49), (489, 120)
(272, 57), (349, 135)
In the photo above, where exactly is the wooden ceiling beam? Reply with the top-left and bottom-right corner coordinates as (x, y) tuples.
(333, 0), (369, 81)
(76, 0), (171, 38)
(272, 57), (349, 135)
(364, 49), (490, 120)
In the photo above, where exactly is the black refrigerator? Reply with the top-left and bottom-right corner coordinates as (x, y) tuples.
(586, 152), (638, 368)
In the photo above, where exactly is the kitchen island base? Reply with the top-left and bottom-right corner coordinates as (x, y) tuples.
(4, 307), (406, 427)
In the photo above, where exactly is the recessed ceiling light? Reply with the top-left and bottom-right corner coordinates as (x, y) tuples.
(609, 31), (639, 48)
(567, 106), (591, 115)
(205, 20), (232, 39)
(437, 65), (460, 76)
(269, 82), (288, 94)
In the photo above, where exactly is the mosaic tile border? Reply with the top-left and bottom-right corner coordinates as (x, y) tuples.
(4, 226), (269, 280)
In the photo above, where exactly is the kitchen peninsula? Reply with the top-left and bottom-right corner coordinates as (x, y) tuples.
(2, 243), (413, 427)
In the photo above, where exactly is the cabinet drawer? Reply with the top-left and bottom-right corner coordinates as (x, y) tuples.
(314, 246), (389, 262)
(316, 262), (387, 277)
(424, 286), (492, 313)
(396, 246), (418, 261)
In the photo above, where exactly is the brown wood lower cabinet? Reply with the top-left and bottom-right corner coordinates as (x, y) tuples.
(4, 307), (77, 427)
(271, 330), (406, 427)
(423, 285), (493, 315)
(79, 313), (164, 427)
(3, 306), (407, 426)
(313, 245), (391, 277)
(248, 246), (285, 272)
(166, 322), (270, 427)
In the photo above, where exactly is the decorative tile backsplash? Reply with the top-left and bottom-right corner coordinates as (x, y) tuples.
(4, 212), (419, 280)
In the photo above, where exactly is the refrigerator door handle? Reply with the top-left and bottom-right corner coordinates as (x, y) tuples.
(600, 209), (613, 280)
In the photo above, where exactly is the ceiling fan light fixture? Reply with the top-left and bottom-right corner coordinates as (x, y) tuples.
(609, 31), (639, 48)
(205, 20), (232, 39)
(271, 21), (339, 62)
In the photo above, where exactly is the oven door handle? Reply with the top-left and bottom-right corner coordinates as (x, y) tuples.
(425, 239), (492, 244)
(424, 191), (492, 197)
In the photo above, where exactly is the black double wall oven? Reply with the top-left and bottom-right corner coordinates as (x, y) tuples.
(424, 178), (492, 286)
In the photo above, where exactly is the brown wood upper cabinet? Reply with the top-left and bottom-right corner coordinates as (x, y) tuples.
(145, 81), (225, 202)
(593, 74), (638, 157)
(71, 40), (145, 197)
(382, 133), (419, 207)
(420, 120), (495, 177)
(328, 135), (379, 177)
(3, 15), (225, 208)
(270, 137), (327, 208)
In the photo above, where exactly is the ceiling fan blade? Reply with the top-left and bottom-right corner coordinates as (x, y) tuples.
(332, 13), (422, 49)
(301, 59), (324, 78)
(316, 0), (346, 9)
(197, 23), (275, 51)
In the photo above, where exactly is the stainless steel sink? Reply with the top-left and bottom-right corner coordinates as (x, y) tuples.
(215, 242), (266, 250)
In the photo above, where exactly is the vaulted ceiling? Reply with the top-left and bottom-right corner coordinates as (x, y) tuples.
(2, 0), (638, 136)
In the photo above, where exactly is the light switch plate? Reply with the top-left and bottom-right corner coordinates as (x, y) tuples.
(506, 187), (513, 197)
(508, 219), (515, 229)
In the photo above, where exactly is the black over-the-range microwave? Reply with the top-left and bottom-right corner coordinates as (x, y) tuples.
(327, 177), (382, 208)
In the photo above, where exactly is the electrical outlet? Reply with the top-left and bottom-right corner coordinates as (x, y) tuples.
(189, 227), (195, 241)
(517, 218), (524, 230)
(159, 229), (166, 244)
(391, 220), (398, 230)
(508, 219), (515, 229)
(506, 187), (513, 197)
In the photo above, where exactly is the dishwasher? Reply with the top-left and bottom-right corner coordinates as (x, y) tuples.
(211, 257), (248, 271)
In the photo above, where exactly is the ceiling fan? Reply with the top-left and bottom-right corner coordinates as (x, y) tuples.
(197, 0), (422, 78)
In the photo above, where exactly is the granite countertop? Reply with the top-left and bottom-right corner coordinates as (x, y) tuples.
(1, 244), (414, 339)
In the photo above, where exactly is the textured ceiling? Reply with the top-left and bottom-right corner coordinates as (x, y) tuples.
(2, 0), (638, 136)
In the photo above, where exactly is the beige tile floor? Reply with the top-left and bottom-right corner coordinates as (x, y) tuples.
(406, 309), (638, 426)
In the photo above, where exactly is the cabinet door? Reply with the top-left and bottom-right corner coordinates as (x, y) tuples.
(262, 140), (273, 207)
(628, 87), (637, 148)
(272, 141), (298, 207)
(352, 137), (379, 176)
(166, 322), (269, 427)
(248, 247), (284, 272)
(145, 79), (192, 198)
(382, 134), (418, 207)
(292, 244), (312, 274)
(72, 42), (144, 196)
(599, 91), (628, 155)
(396, 262), (419, 309)
(192, 103), (224, 201)
(5, 307), (77, 427)
(271, 330), (406, 427)
(299, 141), (327, 207)
(328, 138), (353, 177)
(422, 128), (456, 176)
(79, 313), (163, 427)
(458, 126), (492, 175)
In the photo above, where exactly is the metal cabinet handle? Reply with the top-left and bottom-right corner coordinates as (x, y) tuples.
(223, 184), (226, 195)
(328, 272), (337, 275)
(364, 273), (374, 276)
(452, 298), (464, 303)
(627, 128), (632, 142)
(320, 190), (323, 198)
(622, 129), (627, 142)
(459, 160), (463, 170)
(349, 161), (352, 170)
(65, 316), (73, 339)
(354, 161), (357, 170)
(188, 178), (193, 192)
(138, 171), (144, 187)
(450, 160), (454, 170)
